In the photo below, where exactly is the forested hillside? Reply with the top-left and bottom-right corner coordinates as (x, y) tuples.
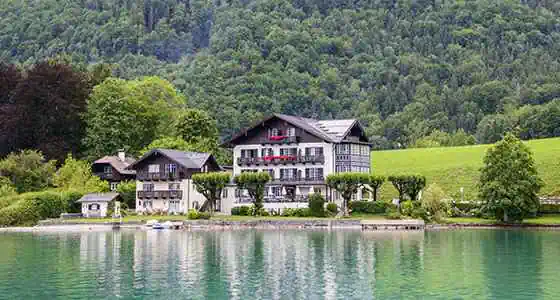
(2, 0), (560, 148)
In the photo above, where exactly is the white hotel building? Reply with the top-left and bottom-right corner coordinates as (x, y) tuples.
(221, 114), (371, 213)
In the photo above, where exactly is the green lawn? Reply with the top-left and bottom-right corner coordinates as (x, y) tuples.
(372, 137), (560, 200)
(443, 215), (560, 225)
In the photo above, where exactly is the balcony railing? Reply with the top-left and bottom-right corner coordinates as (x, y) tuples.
(274, 176), (324, 184)
(137, 190), (183, 199)
(261, 136), (299, 145)
(95, 172), (113, 180)
(237, 155), (325, 166)
(236, 195), (309, 203)
(137, 171), (179, 181)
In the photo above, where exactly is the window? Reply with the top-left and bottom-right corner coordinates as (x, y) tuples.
(287, 127), (296, 137)
(351, 144), (359, 155)
(235, 188), (241, 198)
(103, 166), (112, 174)
(143, 183), (154, 191)
(169, 183), (180, 190)
(88, 203), (100, 211)
(143, 200), (153, 208)
(165, 164), (177, 174)
(268, 169), (275, 178)
(110, 182), (119, 191)
(222, 188), (228, 198)
(271, 128), (279, 136)
(280, 148), (297, 156)
(148, 164), (160, 173)
(272, 186), (282, 197)
(261, 148), (274, 157)
(305, 168), (324, 179)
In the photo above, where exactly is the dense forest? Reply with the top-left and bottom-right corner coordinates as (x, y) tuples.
(2, 0), (560, 151)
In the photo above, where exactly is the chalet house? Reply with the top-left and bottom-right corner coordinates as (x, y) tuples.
(126, 149), (222, 214)
(221, 113), (372, 214)
(92, 150), (136, 191)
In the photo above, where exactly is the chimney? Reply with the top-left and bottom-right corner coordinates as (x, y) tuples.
(118, 149), (126, 162)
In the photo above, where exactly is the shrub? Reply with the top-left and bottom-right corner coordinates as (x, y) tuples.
(308, 193), (326, 217)
(388, 174), (427, 202)
(421, 184), (449, 221)
(282, 208), (310, 217)
(539, 204), (560, 214)
(187, 209), (199, 219)
(326, 203), (338, 215)
(411, 207), (429, 221)
(401, 200), (415, 216)
(198, 212), (211, 220)
(0, 191), (72, 226)
(231, 206), (241, 215)
(385, 207), (401, 219)
(238, 206), (252, 216)
(257, 208), (270, 216)
(349, 200), (392, 214)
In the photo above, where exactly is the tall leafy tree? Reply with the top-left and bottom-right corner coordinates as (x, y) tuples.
(192, 172), (231, 215)
(326, 172), (370, 217)
(234, 172), (271, 214)
(83, 76), (184, 158)
(53, 155), (108, 193)
(479, 133), (543, 223)
(0, 63), (21, 156)
(12, 62), (90, 162)
(0, 150), (56, 193)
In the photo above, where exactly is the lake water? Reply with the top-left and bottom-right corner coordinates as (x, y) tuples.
(0, 229), (558, 299)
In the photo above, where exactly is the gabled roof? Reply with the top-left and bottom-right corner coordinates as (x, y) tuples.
(77, 192), (120, 203)
(94, 156), (136, 175)
(127, 149), (214, 170)
(222, 113), (367, 146)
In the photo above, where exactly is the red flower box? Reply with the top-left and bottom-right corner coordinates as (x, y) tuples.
(269, 135), (288, 141)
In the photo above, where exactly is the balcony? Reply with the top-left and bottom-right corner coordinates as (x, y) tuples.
(137, 190), (183, 199)
(236, 195), (309, 204)
(261, 135), (299, 145)
(237, 155), (325, 166)
(137, 171), (179, 181)
(95, 172), (113, 180)
(273, 176), (325, 184)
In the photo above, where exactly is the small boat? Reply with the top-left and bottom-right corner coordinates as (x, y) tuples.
(162, 221), (173, 228)
(152, 222), (164, 230)
(145, 219), (159, 227)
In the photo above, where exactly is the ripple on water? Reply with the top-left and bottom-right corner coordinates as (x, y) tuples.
(0, 229), (559, 299)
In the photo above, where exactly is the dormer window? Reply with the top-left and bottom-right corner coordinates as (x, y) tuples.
(103, 166), (112, 175)
(287, 127), (295, 137)
(148, 164), (160, 173)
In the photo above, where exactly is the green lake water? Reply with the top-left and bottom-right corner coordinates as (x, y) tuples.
(0, 229), (559, 299)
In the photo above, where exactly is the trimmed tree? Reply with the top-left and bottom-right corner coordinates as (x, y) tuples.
(388, 175), (426, 202)
(368, 175), (385, 201)
(192, 172), (231, 216)
(479, 133), (543, 223)
(326, 172), (370, 217)
(233, 172), (271, 214)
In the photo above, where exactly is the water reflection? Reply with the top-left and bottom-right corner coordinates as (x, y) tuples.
(0, 229), (559, 299)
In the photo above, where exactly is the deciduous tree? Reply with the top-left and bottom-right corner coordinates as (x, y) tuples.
(0, 150), (56, 193)
(192, 172), (231, 215)
(479, 133), (542, 223)
(234, 172), (271, 214)
(326, 172), (370, 217)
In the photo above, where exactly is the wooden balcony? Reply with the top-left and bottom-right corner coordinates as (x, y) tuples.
(137, 190), (183, 199)
(137, 171), (179, 181)
(237, 155), (325, 166)
(95, 172), (113, 180)
(260, 135), (299, 145)
(272, 176), (325, 185)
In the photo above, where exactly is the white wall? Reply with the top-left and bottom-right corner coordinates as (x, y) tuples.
(233, 142), (335, 176)
(81, 202), (108, 218)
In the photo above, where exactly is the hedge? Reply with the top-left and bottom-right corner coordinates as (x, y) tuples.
(539, 204), (560, 214)
(349, 200), (394, 214)
(0, 191), (84, 227)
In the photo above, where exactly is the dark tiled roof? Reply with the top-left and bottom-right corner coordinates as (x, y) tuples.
(77, 192), (120, 203)
(223, 113), (363, 145)
(127, 149), (213, 170)
(94, 156), (136, 175)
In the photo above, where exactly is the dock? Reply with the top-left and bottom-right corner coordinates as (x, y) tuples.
(361, 219), (425, 230)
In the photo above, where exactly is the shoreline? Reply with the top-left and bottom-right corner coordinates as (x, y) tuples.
(3, 219), (560, 232)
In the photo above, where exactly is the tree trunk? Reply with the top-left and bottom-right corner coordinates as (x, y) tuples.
(343, 198), (349, 217)
(503, 208), (508, 223)
(373, 188), (377, 202)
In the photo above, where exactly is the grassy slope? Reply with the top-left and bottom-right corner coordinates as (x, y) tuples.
(372, 137), (560, 200)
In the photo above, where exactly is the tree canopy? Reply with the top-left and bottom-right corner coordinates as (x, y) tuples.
(3, 1), (560, 148)
(479, 133), (543, 223)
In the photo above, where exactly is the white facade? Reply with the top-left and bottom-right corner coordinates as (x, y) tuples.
(135, 179), (213, 214)
(81, 202), (109, 218)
